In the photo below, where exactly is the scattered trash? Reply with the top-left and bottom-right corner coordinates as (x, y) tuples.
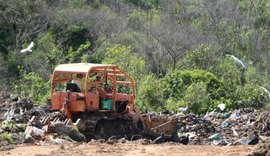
(208, 133), (221, 140)
(239, 131), (259, 145)
(231, 127), (239, 137)
(178, 106), (188, 114)
(221, 121), (230, 129)
(211, 137), (231, 146)
(0, 91), (270, 147)
(217, 103), (226, 111)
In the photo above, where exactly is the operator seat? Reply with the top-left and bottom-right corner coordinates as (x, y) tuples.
(66, 82), (81, 92)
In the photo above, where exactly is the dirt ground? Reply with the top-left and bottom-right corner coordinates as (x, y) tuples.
(0, 143), (255, 156)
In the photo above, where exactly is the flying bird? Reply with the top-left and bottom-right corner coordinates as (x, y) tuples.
(225, 54), (246, 71)
(20, 41), (34, 53)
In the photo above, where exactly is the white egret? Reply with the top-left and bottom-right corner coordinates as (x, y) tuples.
(225, 54), (246, 71)
(20, 41), (34, 53)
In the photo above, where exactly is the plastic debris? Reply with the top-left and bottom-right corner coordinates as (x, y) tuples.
(217, 104), (226, 111)
(208, 133), (221, 140)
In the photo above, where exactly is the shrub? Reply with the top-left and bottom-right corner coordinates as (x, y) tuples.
(13, 68), (50, 104)
(137, 74), (165, 112)
(0, 132), (13, 144)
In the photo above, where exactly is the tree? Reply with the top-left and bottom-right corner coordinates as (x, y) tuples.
(102, 44), (146, 83)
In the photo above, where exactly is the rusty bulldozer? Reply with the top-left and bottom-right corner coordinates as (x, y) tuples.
(39, 63), (179, 141)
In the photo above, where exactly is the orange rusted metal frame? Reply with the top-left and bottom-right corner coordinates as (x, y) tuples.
(51, 63), (136, 112)
(86, 66), (136, 110)
(50, 63), (145, 129)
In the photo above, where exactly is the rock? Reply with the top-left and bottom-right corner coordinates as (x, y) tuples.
(11, 133), (24, 144)
(49, 122), (72, 136)
(21, 99), (33, 110)
(68, 128), (86, 142)
(106, 139), (116, 144)
(10, 94), (19, 101)
(131, 135), (142, 141)
(250, 151), (268, 156)
(24, 136), (36, 143)
(24, 125), (45, 141)
(135, 139), (151, 145)
(240, 131), (260, 145)
(0, 140), (9, 146)
(11, 114), (25, 123)
(118, 138), (127, 143)
(97, 139), (106, 143)
(212, 138), (231, 146)
(52, 137), (73, 144)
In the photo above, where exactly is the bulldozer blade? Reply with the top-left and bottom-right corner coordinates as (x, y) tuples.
(73, 118), (85, 130)
(41, 116), (51, 126)
(52, 117), (60, 123)
(64, 118), (73, 125)
(150, 120), (172, 131)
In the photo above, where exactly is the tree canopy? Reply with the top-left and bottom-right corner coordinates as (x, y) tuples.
(1, 0), (270, 113)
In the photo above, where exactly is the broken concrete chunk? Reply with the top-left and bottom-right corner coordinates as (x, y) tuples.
(68, 128), (86, 142)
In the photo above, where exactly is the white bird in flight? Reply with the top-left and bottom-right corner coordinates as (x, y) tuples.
(20, 41), (34, 53)
(225, 54), (246, 71)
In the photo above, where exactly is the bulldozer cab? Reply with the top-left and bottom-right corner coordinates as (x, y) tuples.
(50, 63), (137, 116)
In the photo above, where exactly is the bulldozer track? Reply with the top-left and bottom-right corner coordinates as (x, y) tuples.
(93, 118), (136, 140)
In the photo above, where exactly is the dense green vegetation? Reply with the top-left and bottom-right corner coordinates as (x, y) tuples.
(1, 0), (270, 114)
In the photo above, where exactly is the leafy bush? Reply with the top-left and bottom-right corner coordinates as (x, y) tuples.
(162, 70), (222, 114)
(162, 69), (222, 99)
(137, 74), (165, 111)
(159, 69), (269, 114)
(0, 132), (13, 144)
(232, 84), (269, 109)
(13, 68), (50, 104)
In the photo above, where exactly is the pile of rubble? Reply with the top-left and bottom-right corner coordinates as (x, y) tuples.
(1, 91), (270, 149)
(0, 92), (87, 148)
(173, 108), (270, 145)
(249, 140), (270, 156)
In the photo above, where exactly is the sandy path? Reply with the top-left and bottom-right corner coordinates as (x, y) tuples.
(0, 143), (255, 156)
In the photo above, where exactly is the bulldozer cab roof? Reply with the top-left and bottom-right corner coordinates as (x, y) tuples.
(54, 63), (117, 73)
